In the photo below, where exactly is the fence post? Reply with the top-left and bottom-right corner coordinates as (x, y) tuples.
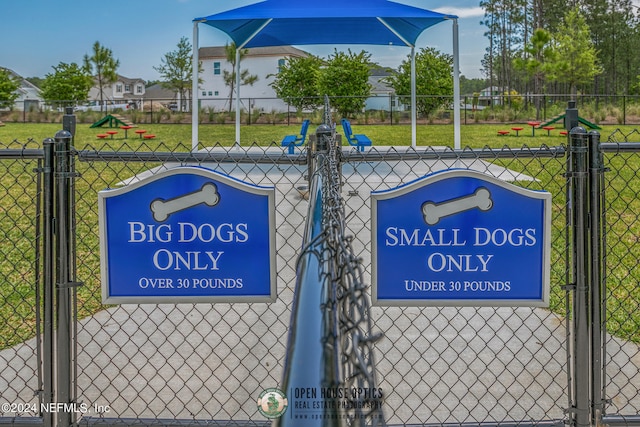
(570, 126), (591, 427)
(275, 123), (345, 427)
(589, 130), (605, 427)
(54, 129), (76, 427)
(42, 138), (56, 427)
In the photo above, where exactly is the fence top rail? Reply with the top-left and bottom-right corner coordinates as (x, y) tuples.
(341, 145), (567, 162)
(0, 148), (44, 160)
(75, 149), (307, 164)
(600, 142), (640, 153)
(73, 145), (566, 164)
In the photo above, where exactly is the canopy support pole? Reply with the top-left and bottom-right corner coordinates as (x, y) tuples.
(377, 17), (417, 147)
(235, 48), (241, 146)
(453, 18), (461, 149)
(192, 21), (201, 151)
(234, 19), (272, 146)
(411, 46), (417, 148)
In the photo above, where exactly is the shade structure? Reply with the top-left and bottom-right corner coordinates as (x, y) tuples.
(191, 0), (460, 149)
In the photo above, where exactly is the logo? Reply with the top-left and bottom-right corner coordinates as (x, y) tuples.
(257, 388), (288, 419)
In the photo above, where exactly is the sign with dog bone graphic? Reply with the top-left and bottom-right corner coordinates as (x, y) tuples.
(98, 166), (276, 304)
(371, 169), (551, 307)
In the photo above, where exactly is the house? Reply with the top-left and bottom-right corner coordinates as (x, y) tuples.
(365, 67), (405, 112)
(198, 46), (309, 113)
(478, 86), (505, 107)
(88, 74), (146, 107)
(1, 67), (43, 111)
(144, 83), (179, 110)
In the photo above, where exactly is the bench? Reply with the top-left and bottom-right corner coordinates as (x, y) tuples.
(341, 119), (372, 152)
(281, 120), (310, 154)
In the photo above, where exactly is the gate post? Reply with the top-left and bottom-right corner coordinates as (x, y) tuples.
(569, 126), (591, 427)
(589, 130), (605, 427)
(42, 138), (56, 427)
(54, 130), (76, 427)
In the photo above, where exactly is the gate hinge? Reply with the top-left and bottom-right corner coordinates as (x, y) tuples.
(561, 283), (576, 291)
(33, 166), (53, 174)
(55, 171), (82, 178)
(57, 281), (84, 289)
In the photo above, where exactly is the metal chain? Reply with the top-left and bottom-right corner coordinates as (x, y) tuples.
(316, 97), (385, 426)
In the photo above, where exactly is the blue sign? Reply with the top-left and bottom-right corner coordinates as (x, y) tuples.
(371, 169), (551, 307)
(99, 166), (276, 303)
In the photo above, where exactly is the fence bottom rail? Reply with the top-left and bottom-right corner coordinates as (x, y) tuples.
(0, 417), (44, 427)
(79, 418), (271, 427)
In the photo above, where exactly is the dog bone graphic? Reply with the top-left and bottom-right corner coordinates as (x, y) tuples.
(422, 187), (493, 226)
(150, 182), (220, 222)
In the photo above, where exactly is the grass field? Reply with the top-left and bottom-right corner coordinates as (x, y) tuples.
(1, 121), (640, 349)
(0, 120), (624, 149)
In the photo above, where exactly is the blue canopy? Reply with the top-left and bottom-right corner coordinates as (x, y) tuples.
(191, 0), (461, 149)
(195, 0), (456, 49)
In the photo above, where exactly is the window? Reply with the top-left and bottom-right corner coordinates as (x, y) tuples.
(208, 91), (212, 96)
(115, 84), (123, 93)
(214, 91), (219, 96)
(213, 62), (221, 75)
(124, 84), (131, 92)
(202, 91), (207, 96)
(136, 85), (143, 94)
(278, 58), (285, 72)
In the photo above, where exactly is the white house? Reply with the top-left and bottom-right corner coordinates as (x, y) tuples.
(479, 86), (505, 107)
(88, 74), (146, 105)
(1, 67), (43, 111)
(198, 46), (309, 113)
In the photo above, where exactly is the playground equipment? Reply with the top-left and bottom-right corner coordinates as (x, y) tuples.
(90, 114), (135, 129)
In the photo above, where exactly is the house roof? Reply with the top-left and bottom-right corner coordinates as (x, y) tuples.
(116, 74), (145, 85)
(199, 45), (309, 59)
(145, 83), (177, 100)
(1, 67), (41, 93)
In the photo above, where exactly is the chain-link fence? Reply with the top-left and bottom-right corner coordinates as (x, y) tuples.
(2, 124), (640, 426)
(66, 141), (574, 425)
(0, 140), (47, 426)
(599, 131), (640, 424)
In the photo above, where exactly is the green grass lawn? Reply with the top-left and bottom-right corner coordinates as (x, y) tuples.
(1, 121), (640, 348)
(2, 121), (632, 149)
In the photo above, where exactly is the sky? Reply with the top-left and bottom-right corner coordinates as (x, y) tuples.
(0, 0), (487, 82)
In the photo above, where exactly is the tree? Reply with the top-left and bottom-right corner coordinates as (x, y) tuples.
(40, 62), (94, 107)
(548, 7), (602, 96)
(154, 37), (201, 112)
(318, 49), (372, 118)
(0, 68), (19, 109)
(222, 42), (258, 112)
(385, 47), (453, 118)
(83, 41), (119, 112)
(270, 55), (323, 112)
(513, 28), (555, 118)
(26, 76), (44, 88)
(459, 76), (488, 95)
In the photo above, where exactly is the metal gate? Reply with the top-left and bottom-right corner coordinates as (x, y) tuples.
(1, 116), (640, 426)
